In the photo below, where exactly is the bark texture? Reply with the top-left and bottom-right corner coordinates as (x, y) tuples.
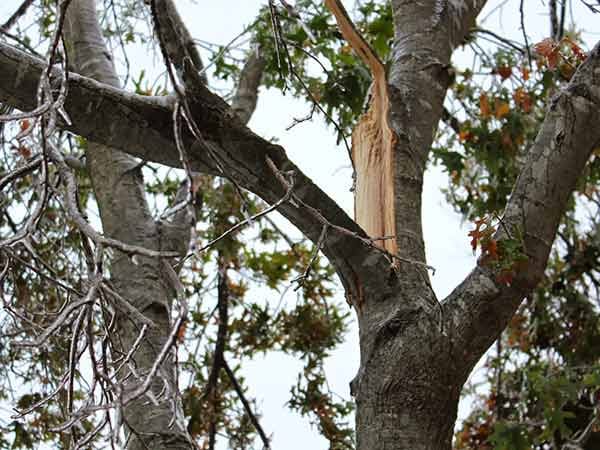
(63, 1), (191, 448)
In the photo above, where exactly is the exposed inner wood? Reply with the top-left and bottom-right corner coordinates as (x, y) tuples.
(324, 0), (397, 255)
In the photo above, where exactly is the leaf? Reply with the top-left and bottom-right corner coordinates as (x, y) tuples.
(459, 129), (473, 142)
(489, 422), (531, 450)
(18, 145), (32, 159)
(564, 37), (587, 61)
(468, 217), (490, 251)
(547, 49), (560, 69)
(559, 63), (575, 80)
(11, 421), (34, 449)
(494, 100), (510, 119)
(479, 94), (491, 118)
(513, 88), (532, 113)
(19, 119), (30, 132)
(483, 238), (498, 260)
(496, 65), (512, 81)
(534, 38), (560, 69)
(534, 38), (556, 58)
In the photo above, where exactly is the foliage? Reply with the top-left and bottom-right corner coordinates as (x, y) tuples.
(247, 1), (393, 141)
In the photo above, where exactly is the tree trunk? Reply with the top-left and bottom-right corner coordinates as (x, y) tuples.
(63, 1), (191, 448)
(353, 306), (462, 450)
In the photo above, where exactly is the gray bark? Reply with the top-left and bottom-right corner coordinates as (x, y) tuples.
(63, 1), (191, 448)
(1, 0), (600, 448)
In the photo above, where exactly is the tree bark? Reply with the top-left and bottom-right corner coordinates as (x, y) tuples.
(63, 1), (191, 448)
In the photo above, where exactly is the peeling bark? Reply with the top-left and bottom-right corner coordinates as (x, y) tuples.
(325, 0), (397, 255)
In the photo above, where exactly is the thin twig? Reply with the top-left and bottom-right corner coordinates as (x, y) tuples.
(16, 275), (101, 347)
(0, 0), (35, 32)
(176, 166), (296, 268)
(223, 359), (271, 449)
(292, 223), (328, 289)
(520, 0), (532, 68)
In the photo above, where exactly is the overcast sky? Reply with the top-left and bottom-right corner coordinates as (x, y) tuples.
(1, 1), (599, 449)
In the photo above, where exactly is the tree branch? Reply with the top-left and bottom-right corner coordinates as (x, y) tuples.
(443, 41), (600, 376)
(223, 359), (271, 449)
(231, 46), (265, 125)
(350, 0), (486, 275)
(148, 0), (207, 91)
(0, 41), (395, 306)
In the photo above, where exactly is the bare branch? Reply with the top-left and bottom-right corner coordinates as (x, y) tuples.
(49, 143), (180, 258)
(231, 47), (266, 124)
(0, 0), (35, 32)
(223, 359), (271, 449)
(17, 274), (101, 348)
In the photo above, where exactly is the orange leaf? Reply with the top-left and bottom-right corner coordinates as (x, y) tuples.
(468, 230), (481, 251)
(468, 217), (489, 251)
(177, 320), (187, 343)
(496, 65), (512, 80)
(483, 239), (498, 260)
(534, 38), (556, 58)
(459, 129), (472, 142)
(494, 100), (510, 119)
(547, 49), (560, 69)
(19, 119), (30, 132)
(479, 94), (491, 118)
(564, 37), (587, 61)
(513, 87), (532, 113)
(520, 66), (530, 81)
(534, 38), (560, 69)
(18, 145), (32, 159)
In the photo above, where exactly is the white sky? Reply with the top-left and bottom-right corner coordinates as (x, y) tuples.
(0, 1), (598, 449)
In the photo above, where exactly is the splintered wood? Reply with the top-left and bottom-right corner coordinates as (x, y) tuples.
(324, 0), (397, 255)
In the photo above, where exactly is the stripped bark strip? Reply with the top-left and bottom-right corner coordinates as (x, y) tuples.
(324, 0), (397, 255)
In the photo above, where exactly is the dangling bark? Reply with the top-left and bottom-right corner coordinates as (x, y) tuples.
(324, 0), (397, 255)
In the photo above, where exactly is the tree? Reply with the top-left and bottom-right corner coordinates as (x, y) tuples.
(0, 0), (599, 449)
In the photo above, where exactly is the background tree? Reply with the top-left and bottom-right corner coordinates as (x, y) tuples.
(0, 1), (598, 450)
